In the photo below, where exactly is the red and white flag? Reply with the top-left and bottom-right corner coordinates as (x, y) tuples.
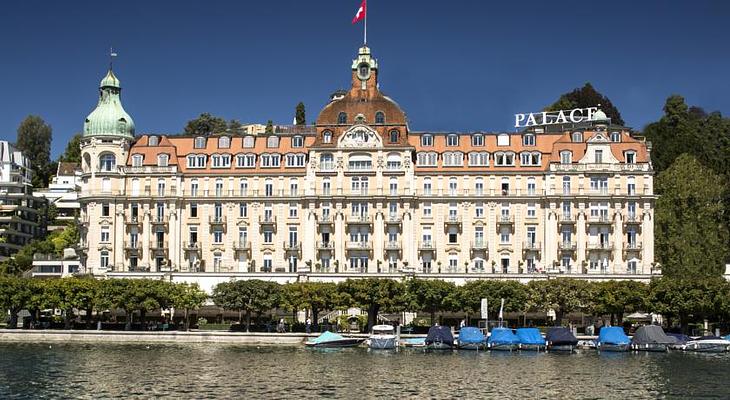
(352, 0), (366, 24)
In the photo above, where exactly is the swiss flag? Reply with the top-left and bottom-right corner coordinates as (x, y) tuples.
(352, 0), (366, 24)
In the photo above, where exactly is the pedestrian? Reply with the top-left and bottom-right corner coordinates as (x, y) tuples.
(460, 319), (466, 329)
(306, 318), (312, 334)
(277, 318), (285, 333)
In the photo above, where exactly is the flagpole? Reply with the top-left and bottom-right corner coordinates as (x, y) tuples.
(364, 2), (367, 45)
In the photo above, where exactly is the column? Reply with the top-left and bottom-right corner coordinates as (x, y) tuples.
(613, 205), (624, 274)
(576, 206), (586, 274)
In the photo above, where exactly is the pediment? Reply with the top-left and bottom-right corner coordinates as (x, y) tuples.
(338, 125), (382, 148)
(587, 133), (609, 143)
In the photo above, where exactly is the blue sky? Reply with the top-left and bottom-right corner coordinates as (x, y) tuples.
(1, 0), (729, 158)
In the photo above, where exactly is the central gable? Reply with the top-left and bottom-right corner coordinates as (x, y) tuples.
(338, 125), (383, 148)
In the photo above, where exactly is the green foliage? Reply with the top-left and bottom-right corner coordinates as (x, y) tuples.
(265, 120), (274, 134)
(227, 119), (243, 135)
(280, 282), (338, 323)
(16, 115), (53, 187)
(406, 279), (456, 324)
(649, 277), (727, 332)
(338, 278), (407, 330)
(590, 280), (648, 324)
(59, 133), (82, 163)
(449, 280), (527, 316)
(526, 278), (592, 324)
(171, 283), (208, 330)
(183, 113), (227, 136)
(655, 154), (729, 278)
(545, 83), (624, 125)
(295, 102), (306, 125)
(211, 279), (280, 331)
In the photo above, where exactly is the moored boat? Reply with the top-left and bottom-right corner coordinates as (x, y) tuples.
(516, 327), (546, 351)
(487, 327), (519, 351)
(425, 326), (455, 350)
(305, 331), (365, 348)
(546, 327), (578, 352)
(367, 324), (397, 350)
(666, 333), (690, 350)
(457, 327), (486, 350)
(597, 327), (631, 352)
(630, 325), (673, 352)
(682, 336), (730, 353)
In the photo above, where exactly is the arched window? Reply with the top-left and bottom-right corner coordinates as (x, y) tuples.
(242, 136), (255, 148)
(348, 154), (372, 170)
(375, 112), (385, 124)
(389, 129), (399, 143)
(99, 153), (116, 172)
(320, 153), (334, 170)
(423, 177), (432, 195)
(562, 176), (571, 194)
(194, 137), (206, 149)
(560, 151), (572, 164)
(446, 134), (459, 146)
(292, 135), (304, 148)
(322, 130), (332, 144)
(131, 154), (143, 167)
(148, 136), (159, 146)
(571, 132), (583, 142)
(386, 153), (402, 170)
(157, 154), (169, 167)
(218, 136), (230, 148)
(337, 112), (347, 124)
(266, 136), (279, 148)
(449, 177), (458, 196)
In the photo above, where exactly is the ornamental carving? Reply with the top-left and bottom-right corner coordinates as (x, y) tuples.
(337, 125), (382, 148)
(336, 156), (344, 169)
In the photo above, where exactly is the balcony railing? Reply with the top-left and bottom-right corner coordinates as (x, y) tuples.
(559, 214), (575, 223)
(151, 215), (168, 224)
(125, 216), (142, 225)
(346, 241), (372, 250)
(624, 214), (641, 224)
(558, 241), (577, 251)
(497, 215), (514, 224)
(444, 215), (462, 225)
(522, 241), (542, 251)
(183, 241), (201, 251)
(316, 241), (335, 250)
(587, 242), (614, 250)
(150, 241), (168, 251)
(470, 241), (488, 250)
(624, 242), (643, 251)
(346, 215), (372, 225)
(587, 214), (613, 224)
(233, 240), (251, 251)
(259, 215), (277, 225)
(124, 241), (141, 250)
(209, 215), (226, 225)
(320, 162), (335, 171)
(418, 241), (436, 251)
(317, 215), (334, 224)
(385, 214), (402, 224)
(384, 241), (401, 250)
(283, 241), (302, 252)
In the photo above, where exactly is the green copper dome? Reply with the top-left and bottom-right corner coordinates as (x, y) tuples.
(83, 69), (135, 138)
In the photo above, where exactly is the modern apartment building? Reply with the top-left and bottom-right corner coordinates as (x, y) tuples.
(78, 46), (656, 290)
(0, 140), (46, 260)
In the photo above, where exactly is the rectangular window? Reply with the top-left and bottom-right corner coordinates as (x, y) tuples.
(446, 135), (459, 146)
(213, 229), (223, 244)
(523, 134), (536, 146)
(421, 135), (433, 147)
(625, 152), (636, 164)
(527, 203), (536, 218)
(595, 149), (603, 164)
(239, 203), (247, 218)
(423, 202), (432, 217)
(236, 154), (256, 168)
(102, 203), (110, 217)
(101, 226), (110, 243)
(289, 203), (298, 218)
(471, 135), (484, 146)
(475, 202), (484, 218)
(263, 229), (273, 244)
(190, 203), (198, 218)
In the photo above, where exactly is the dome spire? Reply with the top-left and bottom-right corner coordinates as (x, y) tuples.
(83, 60), (135, 138)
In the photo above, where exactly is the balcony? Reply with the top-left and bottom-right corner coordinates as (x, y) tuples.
(587, 242), (614, 251)
(623, 242), (643, 256)
(183, 241), (201, 252)
(587, 214), (613, 224)
(233, 240), (251, 253)
(558, 241), (577, 251)
(317, 215), (335, 225)
(316, 241), (335, 250)
(151, 215), (168, 225)
(125, 216), (142, 226)
(496, 215), (514, 225)
(150, 241), (168, 252)
(259, 215), (277, 225)
(384, 214), (402, 225)
(470, 241), (488, 251)
(384, 241), (401, 251)
(124, 241), (142, 252)
(559, 214), (575, 224)
(418, 241), (436, 251)
(443, 215), (462, 228)
(624, 214), (642, 225)
(346, 241), (372, 250)
(346, 215), (372, 225)
(283, 241), (302, 253)
(522, 241), (541, 252)
(209, 215), (227, 225)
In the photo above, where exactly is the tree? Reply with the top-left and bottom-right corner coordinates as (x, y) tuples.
(171, 283), (208, 331)
(265, 120), (274, 134)
(655, 154), (728, 278)
(227, 119), (243, 135)
(449, 280), (527, 322)
(338, 278), (407, 331)
(590, 280), (648, 325)
(281, 282), (338, 329)
(0, 277), (36, 328)
(211, 280), (280, 332)
(295, 102), (306, 125)
(16, 115), (53, 187)
(42, 277), (99, 329)
(545, 83), (624, 125)
(526, 278), (592, 325)
(406, 279), (456, 325)
(98, 279), (172, 331)
(59, 133), (82, 163)
(649, 277), (725, 333)
(183, 113), (227, 136)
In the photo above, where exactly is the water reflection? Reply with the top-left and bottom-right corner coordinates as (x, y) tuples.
(0, 343), (728, 399)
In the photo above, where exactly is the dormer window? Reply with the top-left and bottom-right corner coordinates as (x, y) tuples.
(186, 154), (206, 168)
(472, 134), (484, 146)
(497, 134), (510, 146)
(446, 134), (459, 147)
(267, 136), (279, 148)
(421, 134), (433, 147)
(211, 154), (231, 168)
(157, 154), (169, 167)
(292, 135), (304, 148)
(148, 136), (159, 146)
(322, 130), (332, 144)
(560, 151), (572, 164)
(443, 151), (463, 167)
(625, 151), (636, 164)
(494, 152), (515, 166)
(218, 136), (230, 148)
(523, 134), (536, 146)
(194, 137), (206, 149)
(611, 132), (621, 142)
(243, 136), (255, 148)
(337, 112), (347, 124)
(375, 112), (385, 124)
(520, 152), (541, 166)
(131, 154), (143, 167)
(571, 132), (583, 142)
(389, 129), (399, 143)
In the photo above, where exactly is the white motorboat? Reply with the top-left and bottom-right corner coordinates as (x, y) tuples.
(682, 336), (730, 353)
(367, 325), (397, 349)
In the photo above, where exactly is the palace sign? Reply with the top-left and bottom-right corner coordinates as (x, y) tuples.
(515, 107), (598, 128)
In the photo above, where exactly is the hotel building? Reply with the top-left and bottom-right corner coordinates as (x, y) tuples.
(78, 46), (656, 290)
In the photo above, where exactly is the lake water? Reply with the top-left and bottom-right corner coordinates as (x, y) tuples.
(0, 342), (728, 399)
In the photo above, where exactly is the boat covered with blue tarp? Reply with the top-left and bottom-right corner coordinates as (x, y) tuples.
(546, 327), (578, 352)
(597, 327), (630, 352)
(425, 326), (454, 350)
(305, 331), (365, 348)
(457, 327), (486, 350)
(516, 328), (546, 351)
(487, 327), (519, 351)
